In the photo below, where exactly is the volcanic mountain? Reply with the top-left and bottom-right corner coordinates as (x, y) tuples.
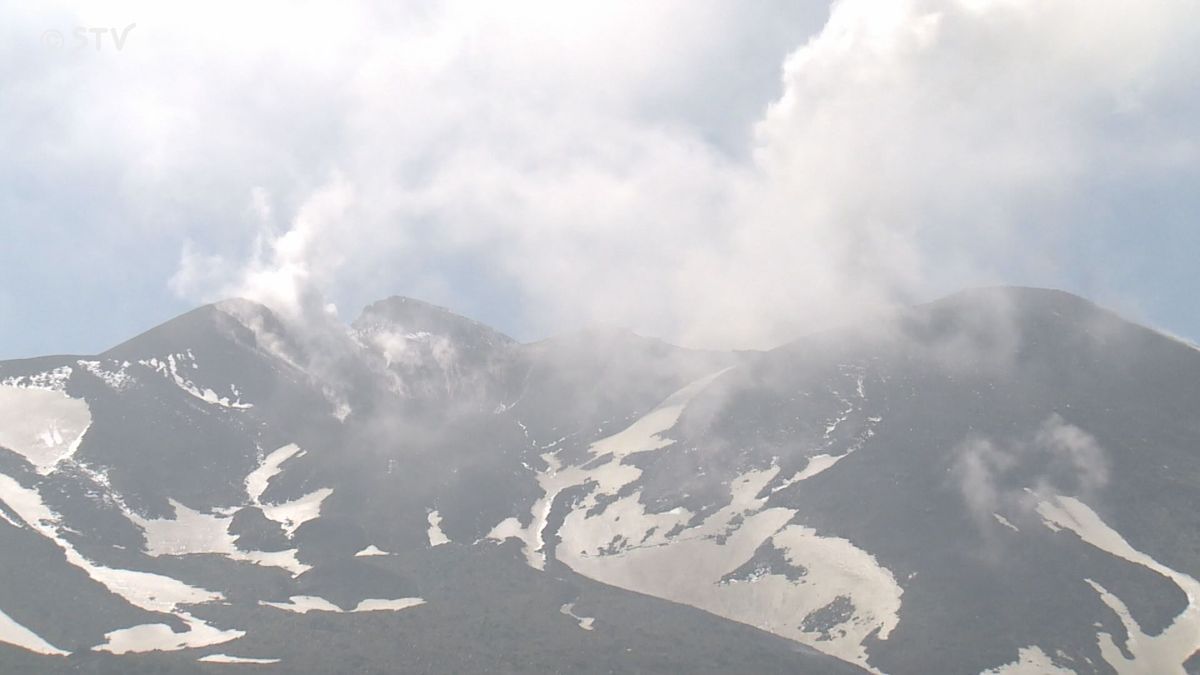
(1, 287), (1198, 674)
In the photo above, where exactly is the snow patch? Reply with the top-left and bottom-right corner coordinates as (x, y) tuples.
(77, 360), (133, 390)
(245, 444), (304, 505)
(260, 596), (425, 614)
(355, 545), (389, 557)
(138, 354), (252, 409)
(352, 598), (426, 612)
(1037, 495), (1200, 674)
(130, 499), (309, 576)
(95, 614), (244, 655)
(559, 603), (595, 631)
(773, 371), (880, 493)
(198, 654), (282, 665)
(0, 472), (240, 655)
(0, 385), (92, 475)
(261, 488), (333, 538)
(0, 473), (222, 614)
(992, 513), (1019, 532)
(981, 646), (1074, 674)
(427, 510), (450, 547)
(487, 370), (729, 570)
(773, 453), (844, 491)
(0, 607), (69, 656)
(588, 368), (730, 461)
(243, 443), (332, 539)
(0, 505), (23, 529)
(0, 366), (73, 392)
(488, 370), (901, 672)
(258, 596), (342, 614)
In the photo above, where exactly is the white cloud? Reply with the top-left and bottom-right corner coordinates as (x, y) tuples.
(4, 0), (1199, 348)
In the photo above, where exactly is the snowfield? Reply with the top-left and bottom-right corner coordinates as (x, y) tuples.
(488, 370), (903, 671)
(0, 385), (92, 475)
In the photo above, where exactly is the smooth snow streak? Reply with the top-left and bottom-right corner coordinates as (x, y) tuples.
(245, 444), (304, 504)
(0, 607), (69, 656)
(198, 654), (282, 665)
(259, 596), (426, 614)
(0, 506), (21, 529)
(487, 369), (902, 672)
(1037, 495), (1200, 674)
(992, 513), (1020, 532)
(0, 385), (92, 475)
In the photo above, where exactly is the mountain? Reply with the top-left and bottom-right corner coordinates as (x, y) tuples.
(1, 287), (1198, 674)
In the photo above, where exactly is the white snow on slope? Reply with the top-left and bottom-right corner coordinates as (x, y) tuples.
(244, 444), (332, 538)
(198, 654), (281, 665)
(992, 513), (1020, 532)
(139, 353), (252, 409)
(589, 368), (731, 461)
(77, 360), (133, 390)
(0, 366), (73, 392)
(981, 646), (1074, 674)
(0, 385), (92, 475)
(258, 596), (341, 614)
(130, 499), (309, 576)
(1035, 496), (1200, 674)
(559, 603), (595, 631)
(487, 369), (730, 570)
(66, 442), (311, 576)
(246, 444), (304, 504)
(355, 545), (389, 557)
(773, 453), (842, 491)
(0, 473), (240, 654)
(262, 489), (333, 538)
(0, 474), (220, 613)
(132, 500), (238, 557)
(352, 598), (427, 612)
(96, 615), (244, 655)
(259, 596), (426, 614)
(427, 510), (450, 547)
(0, 607), (69, 656)
(773, 368), (880, 492)
(487, 369), (902, 672)
(559, 467), (901, 670)
(0, 506), (21, 529)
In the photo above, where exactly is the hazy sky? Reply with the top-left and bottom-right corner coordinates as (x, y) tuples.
(2, 0), (1199, 359)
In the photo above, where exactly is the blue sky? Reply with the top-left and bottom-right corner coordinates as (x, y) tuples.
(2, 0), (1199, 359)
